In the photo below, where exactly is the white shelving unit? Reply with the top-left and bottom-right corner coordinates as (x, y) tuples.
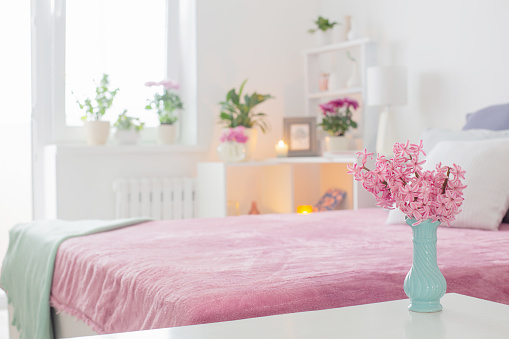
(303, 38), (378, 152)
(196, 156), (362, 218)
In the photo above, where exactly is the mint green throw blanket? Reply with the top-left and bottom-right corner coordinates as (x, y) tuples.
(0, 218), (150, 339)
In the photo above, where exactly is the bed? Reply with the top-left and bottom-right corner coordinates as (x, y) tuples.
(6, 104), (509, 338)
(5, 208), (509, 338)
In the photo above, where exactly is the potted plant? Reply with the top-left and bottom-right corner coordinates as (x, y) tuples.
(77, 73), (119, 145)
(113, 110), (145, 145)
(318, 97), (358, 151)
(219, 79), (273, 160)
(145, 79), (183, 144)
(308, 16), (339, 46)
(217, 126), (249, 162)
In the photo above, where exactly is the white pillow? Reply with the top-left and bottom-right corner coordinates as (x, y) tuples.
(386, 138), (509, 230)
(421, 128), (509, 154)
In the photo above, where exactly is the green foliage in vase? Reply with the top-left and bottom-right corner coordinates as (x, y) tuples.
(77, 74), (119, 121)
(145, 87), (183, 125)
(308, 16), (339, 34)
(114, 110), (144, 132)
(219, 79), (273, 133)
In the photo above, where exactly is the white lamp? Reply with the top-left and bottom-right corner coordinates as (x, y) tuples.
(366, 66), (408, 156)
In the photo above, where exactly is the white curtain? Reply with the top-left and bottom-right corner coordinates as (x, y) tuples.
(0, 0), (32, 267)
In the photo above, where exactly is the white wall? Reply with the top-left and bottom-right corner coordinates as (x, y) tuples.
(197, 0), (318, 160)
(320, 0), (509, 145)
(0, 1), (32, 267)
(40, 0), (320, 220)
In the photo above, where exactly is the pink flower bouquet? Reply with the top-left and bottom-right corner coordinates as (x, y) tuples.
(318, 97), (359, 136)
(348, 141), (466, 226)
(220, 126), (249, 144)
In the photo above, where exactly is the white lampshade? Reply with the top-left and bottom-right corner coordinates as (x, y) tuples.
(366, 66), (407, 107)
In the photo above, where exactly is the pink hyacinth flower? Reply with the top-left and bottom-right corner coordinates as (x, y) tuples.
(348, 140), (466, 227)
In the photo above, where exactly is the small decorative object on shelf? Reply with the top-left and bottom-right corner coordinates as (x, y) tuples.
(313, 188), (346, 211)
(318, 73), (330, 91)
(346, 16), (357, 41)
(145, 79), (183, 144)
(275, 140), (289, 157)
(345, 51), (359, 88)
(348, 141), (466, 313)
(248, 201), (260, 215)
(283, 117), (319, 157)
(219, 79), (273, 161)
(308, 16), (339, 46)
(318, 97), (359, 152)
(297, 205), (313, 214)
(328, 72), (339, 91)
(343, 16), (352, 41)
(217, 126), (249, 163)
(77, 73), (119, 145)
(113, 110), (144, 145)
(227, 200), (240, 216)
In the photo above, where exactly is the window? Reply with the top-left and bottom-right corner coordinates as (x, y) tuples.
(39, 0), (196, 144)
(65, 0), (167, 127)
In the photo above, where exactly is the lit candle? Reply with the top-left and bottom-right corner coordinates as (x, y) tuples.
(297, 205), (313, 214)
(275, 140), (289, 157)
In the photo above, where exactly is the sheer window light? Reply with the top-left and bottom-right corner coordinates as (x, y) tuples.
(65, 0), (167, 127)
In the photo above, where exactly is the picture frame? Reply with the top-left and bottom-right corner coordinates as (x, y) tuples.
(283, 117), (319, 157)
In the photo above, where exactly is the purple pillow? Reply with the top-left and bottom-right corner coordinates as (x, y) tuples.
(463, 103), (509, 130)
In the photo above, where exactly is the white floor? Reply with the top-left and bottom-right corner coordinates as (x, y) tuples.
(1, 289), (8, 339)
(0, 309), (8, 339)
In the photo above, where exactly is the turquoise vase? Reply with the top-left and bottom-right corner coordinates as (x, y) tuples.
(404, 218), (446, 312)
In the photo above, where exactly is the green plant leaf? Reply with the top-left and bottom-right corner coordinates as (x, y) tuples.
(220, 112), (232, 121)
(217, 79), (273, 134)
(238, 79), (247, 98)
(226, 89), (239, 106)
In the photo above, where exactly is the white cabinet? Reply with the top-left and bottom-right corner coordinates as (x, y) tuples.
(303, 38), (378, 152)
(197, 156), (370, 218)
(42, 144), (206, 220)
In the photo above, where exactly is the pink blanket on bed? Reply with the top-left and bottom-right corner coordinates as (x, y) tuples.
(50, 209), (509, 334)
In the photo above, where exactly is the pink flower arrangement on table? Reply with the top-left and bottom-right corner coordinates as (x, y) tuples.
(220, 126), (249, 144)
(348, 141), (467, 226)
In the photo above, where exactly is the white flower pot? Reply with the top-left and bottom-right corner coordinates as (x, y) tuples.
(221, 127), (258, 161)
(84, 121), (110, 145)
(315, 30), (333, 46)
(158, 124), (177, 144)
(243, 128), (258, 161)
(325, 136), (349, 152)
(114, 129), (140, 145)
(217, 141), (246, 162)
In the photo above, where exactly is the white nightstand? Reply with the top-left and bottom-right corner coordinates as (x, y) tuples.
(78, 293), (509, 339)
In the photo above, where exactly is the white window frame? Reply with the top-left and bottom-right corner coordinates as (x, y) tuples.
(47, 0), (197, 145)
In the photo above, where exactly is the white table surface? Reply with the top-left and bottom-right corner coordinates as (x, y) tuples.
(76, 293), (509, 339)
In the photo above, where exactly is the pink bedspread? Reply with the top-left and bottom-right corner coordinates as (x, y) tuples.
(50, 209), (509, 334)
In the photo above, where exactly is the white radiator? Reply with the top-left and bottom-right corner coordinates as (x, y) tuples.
(113, 177), (196, 220)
